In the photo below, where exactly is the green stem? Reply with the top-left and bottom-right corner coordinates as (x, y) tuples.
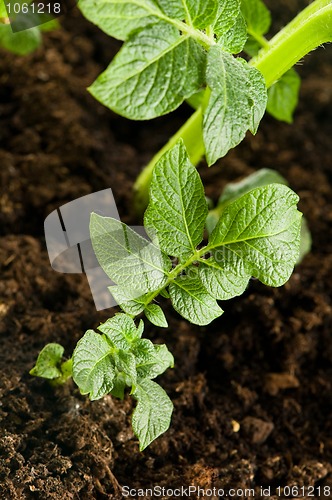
(139, 247), (207, 310)
(50, 358), (73, 386)
(250, 0), (332, 88)
(133, 0), (332, 213)
(134, 108), (204, 213)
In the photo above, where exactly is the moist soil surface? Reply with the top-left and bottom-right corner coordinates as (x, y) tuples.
(0, 3), (332, 499)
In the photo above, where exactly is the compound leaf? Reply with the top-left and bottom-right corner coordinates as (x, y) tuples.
(89, 22), (206, 120)
(72, 330), (115, 400)
(169, 276), (223, 325)
(132, 379), (173, 451)
(144, 140), (207, 258)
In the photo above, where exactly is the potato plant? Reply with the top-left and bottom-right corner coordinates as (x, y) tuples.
(31, 0), (332, 450)
(77, 0), (332, 209)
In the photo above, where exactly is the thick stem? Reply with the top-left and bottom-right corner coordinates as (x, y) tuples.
(134, 108), (204, 213)
(133, 0), (332, 213)
(250, 0), (332, 87)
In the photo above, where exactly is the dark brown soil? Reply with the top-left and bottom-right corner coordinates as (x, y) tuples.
(1, 4), (332, 499)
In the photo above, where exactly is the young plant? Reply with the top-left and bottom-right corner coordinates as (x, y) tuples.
(32, 0), (327, 450)
(31, 313), (174, 451)
(89, 141), (302, 326)
(78, 0), (332, 209)
(32, 141), (302, 449)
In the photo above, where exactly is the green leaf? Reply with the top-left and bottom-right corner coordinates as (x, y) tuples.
(0, 24), (41, 55)
(114, 350), (137, 386)
(243, 63), (267, 134)
(58, 359), (73, 384)
(169, 276), (223, 325)
(184, 0), (218, 29)
(244, 34), (261, 57)
(298, 217), (312, 264)
(38, 17), (60, 32)
(199, 257), (250, 300)
(241, 0), (271, 36)
(132, 379), (173, 451)
(30, 343), (64, 379)
(110, 376), (127, 399)
(98, 314), (141, 349)
(203, 46), (266, 165)
(137, 319), (145, 338)
(217, 12), (247, 54)
(110, 285), (153, 315)
(135, 339), (174, 379)
(34, 313), (174, 449)
(0, 0), (7, 17)
(207, 184), (302, 287)
(206, 168), (288, 234)
(154, 0), (185, 20)
(145, 304), (168, 327)
(89, 22), (206, 120)
(72, 330), (115, 400)
(160, 288), (170, 299)
(90, 213), (171, 294)
(218, 168), (288, 205)
(267, 69), (301, 124)
(78, 0), (166, 41)
(213, 0), (241, 37)
(144, 140), (207, 258)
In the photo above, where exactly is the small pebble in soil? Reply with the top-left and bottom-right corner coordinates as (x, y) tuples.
(241, 416), (274, 445)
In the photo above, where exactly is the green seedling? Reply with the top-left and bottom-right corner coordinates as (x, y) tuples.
(31, 313), (174, 451)
(32, 142), (303, 448)
(32, 0), (328, 450)
(77, 0), (332, 209)
(30, 343), (73, 385)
